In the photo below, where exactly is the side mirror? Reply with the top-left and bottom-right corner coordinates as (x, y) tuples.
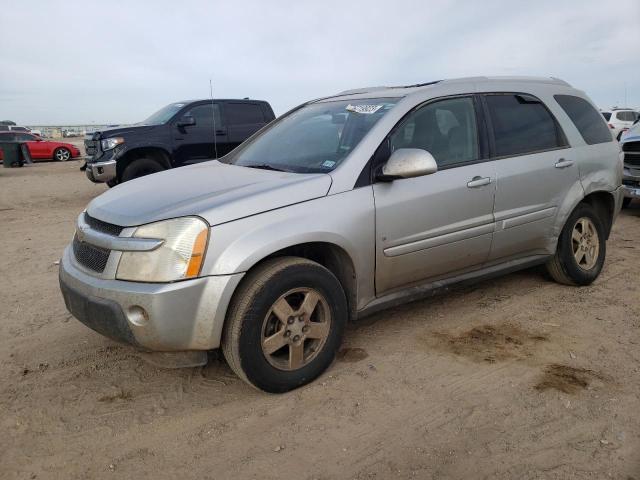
(378, 148), (438, 181)
(177, 115), (196, 128)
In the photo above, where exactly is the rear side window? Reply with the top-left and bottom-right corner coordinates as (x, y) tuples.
(226, 103), (264, 125)
(485, 94), (567, 157)
(555, 95), (612, 145)
(601, 112), (611, 121)
(617, 111), (637, 122)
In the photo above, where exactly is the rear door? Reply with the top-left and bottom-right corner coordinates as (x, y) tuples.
(172, 103), (226, 164)
(224, 102), (268, 153)
(483, 93), (579, 261)
(373, 96), (496, 294)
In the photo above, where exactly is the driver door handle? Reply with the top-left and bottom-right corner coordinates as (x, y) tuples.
(467, 176), (492, 188)
(555, 159), (574, 169)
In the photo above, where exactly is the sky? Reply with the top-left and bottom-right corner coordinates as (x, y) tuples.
(1, 0), (638, 125)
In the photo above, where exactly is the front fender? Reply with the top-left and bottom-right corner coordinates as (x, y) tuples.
(201, 188), (377, 309)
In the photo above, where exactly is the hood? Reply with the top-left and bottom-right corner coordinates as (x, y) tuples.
(621, 122), (640, 143)
(86, 161), (333, 227)
(95, 125), (157, 139)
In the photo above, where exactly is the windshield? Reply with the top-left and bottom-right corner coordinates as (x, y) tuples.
(139, 102), (186, 125)
(227, 98), (399, 173)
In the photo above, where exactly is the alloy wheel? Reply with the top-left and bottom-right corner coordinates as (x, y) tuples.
(571, 217), (599, 270)
(261, 287), (331, 371)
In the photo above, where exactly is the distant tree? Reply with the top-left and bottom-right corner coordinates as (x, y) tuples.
(0, 120), (16, 126)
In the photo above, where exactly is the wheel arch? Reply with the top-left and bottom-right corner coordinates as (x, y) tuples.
(581, 190), (616, 239)
(116, 146), (172, 179)
(227, 241), (358, 323)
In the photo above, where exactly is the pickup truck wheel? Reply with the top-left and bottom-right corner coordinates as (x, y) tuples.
(546, 203), (606, 286)
(121, 158), (165, 182)
(53, 147), (71, 162)
(222, 257), (347, 393)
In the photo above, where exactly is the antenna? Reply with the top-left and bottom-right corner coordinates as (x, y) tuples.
(209, 79), (218, 159)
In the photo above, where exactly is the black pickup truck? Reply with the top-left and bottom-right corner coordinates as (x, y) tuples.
(85, 99), (275, 185)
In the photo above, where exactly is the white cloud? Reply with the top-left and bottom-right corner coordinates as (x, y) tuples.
(1, 0), (638, 124)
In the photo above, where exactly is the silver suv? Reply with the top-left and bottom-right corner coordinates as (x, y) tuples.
(59, 77), (624, 392)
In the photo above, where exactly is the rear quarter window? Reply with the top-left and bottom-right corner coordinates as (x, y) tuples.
(554, 95), (612, 145)
(601, 112), (611, 121)
(226, 103), (265, 125)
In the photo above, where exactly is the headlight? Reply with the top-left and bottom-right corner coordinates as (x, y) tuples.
(116, 217), (209, 282)
(101, 137), (125, 151)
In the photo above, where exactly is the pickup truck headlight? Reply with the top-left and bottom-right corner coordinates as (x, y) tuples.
(116, 217), (209, 282)
(101, 137), (125, 151)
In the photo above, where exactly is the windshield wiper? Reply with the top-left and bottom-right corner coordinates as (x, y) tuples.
(243, 163), (289, 172)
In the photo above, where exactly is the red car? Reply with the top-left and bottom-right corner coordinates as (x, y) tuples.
(0, 131), (81, 161)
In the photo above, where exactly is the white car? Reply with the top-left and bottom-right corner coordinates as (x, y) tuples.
(601, 109), (639, 140)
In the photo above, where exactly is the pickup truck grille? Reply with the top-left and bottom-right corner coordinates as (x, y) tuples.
(72, 234), (110, 273)
(84, 138), (98, 158)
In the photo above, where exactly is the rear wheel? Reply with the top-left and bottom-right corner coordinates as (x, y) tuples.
(546, 203), (606, 286)
(222, 257), (347, 393)
(622, 197), (632, 209)
(53, 147), (71, 162)
(120, 158), (165, 182)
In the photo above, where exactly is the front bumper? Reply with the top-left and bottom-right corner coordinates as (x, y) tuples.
(86, 159), (117, 183)
(59, 246), (244, 351)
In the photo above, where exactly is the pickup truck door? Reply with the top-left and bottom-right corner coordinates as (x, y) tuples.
(373, 96), (496, 295)
(173, 103), (227, 165)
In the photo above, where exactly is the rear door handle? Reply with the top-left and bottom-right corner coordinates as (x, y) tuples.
(215, 128), (227, 135)
(555, 159), (574, 169)
(467, 176), (492, 188)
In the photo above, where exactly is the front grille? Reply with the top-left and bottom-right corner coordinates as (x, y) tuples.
(72, 234), (110, 273)
(622, 142), (640, 153)
(84, 212), (124, 236)
(624, 152), (640, 167)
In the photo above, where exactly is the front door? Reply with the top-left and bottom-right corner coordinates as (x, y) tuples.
(173, 103), (227, 165)
(374, 96), (496, 294)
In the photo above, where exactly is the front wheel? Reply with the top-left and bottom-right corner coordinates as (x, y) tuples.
(120, 158), (165, 182)
(53, 147), (71, 162)
(546, 203), (606, 286)
(222, 257), (347, 393)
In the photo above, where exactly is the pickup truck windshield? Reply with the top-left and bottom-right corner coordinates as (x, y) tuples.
(228, 98), (399, 173)
(139, 103), (186, 125)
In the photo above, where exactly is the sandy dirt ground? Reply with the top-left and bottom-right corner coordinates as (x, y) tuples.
(1, 160), (639, 480)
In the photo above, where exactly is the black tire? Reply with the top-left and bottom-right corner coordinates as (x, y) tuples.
(622, 197), (632, 209)
(106, 179), (118, 188)
(53, 147), (71, 162)
(546, 203), (606, 286)
(120, 158), (165, 182)
(222, 257), (348, 393)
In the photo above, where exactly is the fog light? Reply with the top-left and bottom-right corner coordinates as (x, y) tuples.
(127, 305), (149, 327)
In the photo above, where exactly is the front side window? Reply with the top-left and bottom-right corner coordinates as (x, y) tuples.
(228, 98), (399, 173)
(184, 104), (222, 127)
(389, 96), (479, 167)
(486, 94), (566, 157)
(555, 95), (612, 145)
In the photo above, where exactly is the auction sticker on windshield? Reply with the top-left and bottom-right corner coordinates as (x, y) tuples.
(346, 104), (384, 114)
